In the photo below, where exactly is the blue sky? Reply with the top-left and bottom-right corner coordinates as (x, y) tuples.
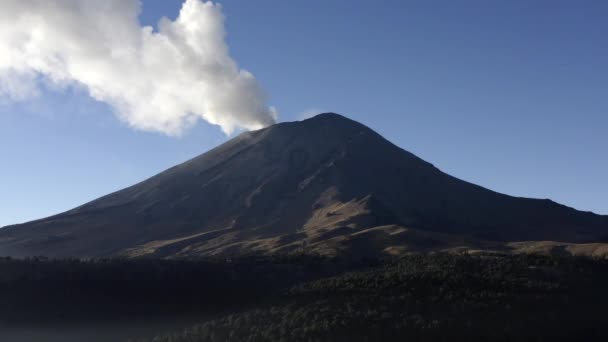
(1, 0), (607, 227)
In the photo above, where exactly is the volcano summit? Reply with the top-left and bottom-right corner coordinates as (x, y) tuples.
(1, 113), (607, 258)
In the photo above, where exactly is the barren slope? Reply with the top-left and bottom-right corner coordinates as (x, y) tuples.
(1, 113), (607, 257)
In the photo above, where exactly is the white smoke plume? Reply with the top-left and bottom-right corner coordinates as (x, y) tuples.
(0, 0), (277, 135)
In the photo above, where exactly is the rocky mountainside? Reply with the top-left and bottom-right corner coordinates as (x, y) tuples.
(1, 113), (607, 258)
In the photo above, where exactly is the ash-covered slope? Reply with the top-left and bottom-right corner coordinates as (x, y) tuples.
(1, 113), (607, 257)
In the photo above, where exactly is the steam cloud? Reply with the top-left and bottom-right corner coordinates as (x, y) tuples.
(0, 0), (277, 135)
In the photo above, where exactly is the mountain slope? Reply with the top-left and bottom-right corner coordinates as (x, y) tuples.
(1, 113), (607, 257)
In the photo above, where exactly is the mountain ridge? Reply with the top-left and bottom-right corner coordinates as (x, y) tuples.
(1, 113), (607, 258)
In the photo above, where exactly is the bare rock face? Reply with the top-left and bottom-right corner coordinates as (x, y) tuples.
(1, 113), (607, 258)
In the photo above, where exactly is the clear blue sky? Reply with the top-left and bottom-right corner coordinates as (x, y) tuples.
(1, 0), (607, 227)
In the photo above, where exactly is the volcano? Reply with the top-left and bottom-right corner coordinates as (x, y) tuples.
(1, 113), (607, 258)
